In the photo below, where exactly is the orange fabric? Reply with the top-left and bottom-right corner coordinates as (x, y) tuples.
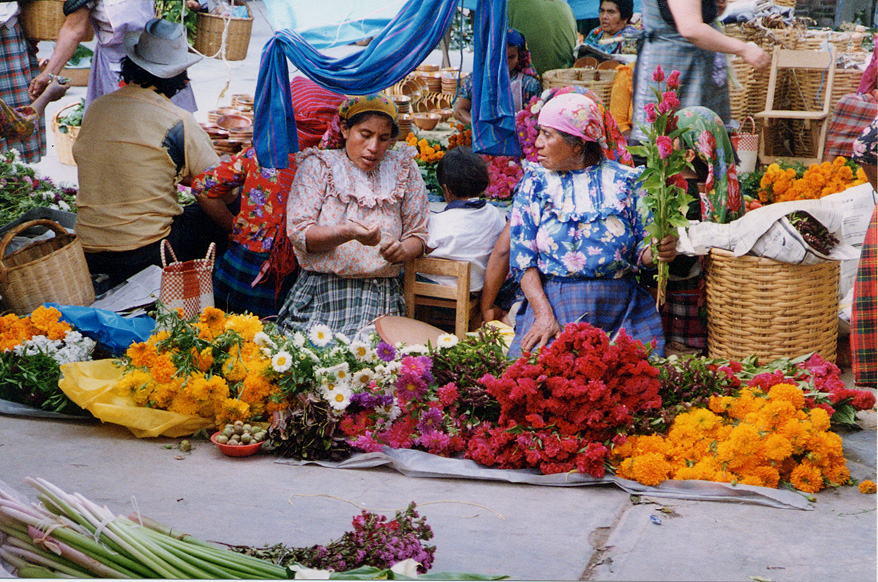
(609, 63), (634, 134)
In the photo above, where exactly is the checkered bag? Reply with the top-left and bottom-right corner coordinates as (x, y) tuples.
(159, 240), (216, 319)
(730, 117), (758, 174)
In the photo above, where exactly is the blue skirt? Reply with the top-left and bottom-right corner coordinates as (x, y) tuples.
(508, 276), (665, 358)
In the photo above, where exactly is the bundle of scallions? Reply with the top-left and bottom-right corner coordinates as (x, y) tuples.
(0, 477), (286, 578)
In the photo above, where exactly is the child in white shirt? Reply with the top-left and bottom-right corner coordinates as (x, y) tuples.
(424, 147), (506, 291)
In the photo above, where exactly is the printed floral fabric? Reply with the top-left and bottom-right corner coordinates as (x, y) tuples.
(583, 24), (637, 55)
(287, 147), (429, 278)
(191, 148), (296, 253)
(537, 92), (610, 150)
(509, 159), (651, 279)
(676, 106), (742, 223)
(852, 117), (878, 166)
(0, 100), (35, 140)
(460, 72), (541, 113)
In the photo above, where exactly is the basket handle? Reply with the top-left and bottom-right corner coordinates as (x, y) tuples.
(160, 239), (179, 267)
(742, 116), (756, 135)
(0, 219), (72, 285)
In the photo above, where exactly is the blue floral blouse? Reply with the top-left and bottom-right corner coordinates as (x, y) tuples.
(509, 160), (652, 280)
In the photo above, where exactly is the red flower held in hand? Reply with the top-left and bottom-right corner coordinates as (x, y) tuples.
(656, 135), (673, 159)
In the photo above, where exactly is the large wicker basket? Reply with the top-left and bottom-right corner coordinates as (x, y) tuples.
(20, 0), (94, 42)
(542, 68), (617, 106)
(705, 248), (838, 363)
(193, 1), (253, 61)
(0, 219), (94, 315)
(50, 102), (82, 166)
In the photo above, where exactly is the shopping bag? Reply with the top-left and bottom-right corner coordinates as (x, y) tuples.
(730, 116), (758, 174)
(159, 239), (215, 319)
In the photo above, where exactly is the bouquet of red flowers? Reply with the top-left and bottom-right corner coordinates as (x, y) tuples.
(466, 322), (662, 476)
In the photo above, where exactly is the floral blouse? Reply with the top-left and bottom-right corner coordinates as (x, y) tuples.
(287, 147), (429, 278)
(509, 160), (651, 280)
(0, 100), (36, 140)
(191, 148), (296, 254)
(459, 72), (541, 112)
(584, 24), (638, 55)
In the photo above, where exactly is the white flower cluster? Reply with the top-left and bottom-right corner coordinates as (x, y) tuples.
(12, 331), (96, 365)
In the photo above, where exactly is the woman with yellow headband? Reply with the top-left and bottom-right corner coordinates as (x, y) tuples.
(276, 93), (429, 337)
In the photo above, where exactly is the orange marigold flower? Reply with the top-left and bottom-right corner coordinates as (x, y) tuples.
(199, 306), (226, 331)
(627, 452), (673, 486)
(151, 354), (177, 384)
(767, 383), (805, 409)
(127, 342), (158, 368)
(808, 407), (831, 433)
(858, 480), (876, 494)
(790, 460), (824, 493)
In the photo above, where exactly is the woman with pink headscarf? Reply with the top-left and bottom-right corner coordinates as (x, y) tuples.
(507, 92), (677, 357)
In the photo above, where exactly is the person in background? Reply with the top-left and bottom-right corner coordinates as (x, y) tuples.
(29, 0), (197, 112)
(0, 1), (48, 162)
(629, 0), (770, 145)
(507, 92), (676, 357)
(0, 77), (69, 140)
(850, 118), (877, 388)
(276, 94), (429, 337)
(583, 0), (637, 55)
(190, 77), (345, 318)
(453, 29), (541, 124)
(73, 19), (223, 289)
(422, 147), (506, 293)
(507, 0), (578, 75)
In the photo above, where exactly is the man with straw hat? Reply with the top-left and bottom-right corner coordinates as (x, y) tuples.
(72, 18), (226, 290)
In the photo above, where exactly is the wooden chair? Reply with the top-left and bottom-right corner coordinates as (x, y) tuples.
(573, 56), (598, 69)
(754, 45), (837, 166)
(403, 257), (480, 339)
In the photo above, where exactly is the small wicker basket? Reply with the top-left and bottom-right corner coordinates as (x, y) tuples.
(51, 102), (82, 166)
(20, 0), (94, 42)
(0, 220), (95, 315)
(542, 68), (617, 106)
(193, 1), (253, 61)
(705, 248), (838, 363)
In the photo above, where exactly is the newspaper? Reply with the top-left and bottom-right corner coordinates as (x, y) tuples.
(89, 265), (162, 316)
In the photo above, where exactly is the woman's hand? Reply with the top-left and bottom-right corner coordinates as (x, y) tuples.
(379, 235), (423, 264)
(740, 42), (771, 71)
(520, 313), (562, 353)
(346, 220), (382, 246)
(642, 234), (679, 266)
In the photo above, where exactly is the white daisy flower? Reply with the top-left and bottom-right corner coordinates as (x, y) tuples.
(334, 333), (351, 345)
(328, 384), (353, 411)
(291, 332), (306, 348)
(253, 331), (275, 349)
(349, 340), (373, 362)
(330, 362), (350, 381)
(376, 402), (401, 421)
(271, 350), (293, 373)
(436, 333), (459, 349)
(400, 344), (428, 355)
(352, 368), (375, 386)
(309, 324), (333, 347)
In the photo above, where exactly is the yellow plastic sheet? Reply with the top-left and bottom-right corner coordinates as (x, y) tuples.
(59, 360), (213, 438)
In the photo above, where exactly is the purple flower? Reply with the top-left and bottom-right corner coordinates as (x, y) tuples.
(656, 135), (673, 160)
(351, 392), (393, 409)
(395, 373), (427, 403)
(248, 188), (266, 205)
(416, 406), (443, 433)
(376, 341), (396, 362)
(260, 167), (276, 179)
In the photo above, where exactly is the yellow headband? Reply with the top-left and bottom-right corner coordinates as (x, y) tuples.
(339, 93), (398, 124)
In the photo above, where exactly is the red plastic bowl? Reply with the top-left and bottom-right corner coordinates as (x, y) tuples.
(210, 432), (264, 457)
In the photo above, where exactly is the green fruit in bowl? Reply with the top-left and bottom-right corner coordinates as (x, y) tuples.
(215, 435), (229, 444)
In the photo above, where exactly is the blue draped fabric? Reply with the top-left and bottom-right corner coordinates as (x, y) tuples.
(470, 0), (520, 157)
(254, 0), (518, 168)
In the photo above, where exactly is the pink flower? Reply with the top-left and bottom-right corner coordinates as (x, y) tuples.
(656, 135), (673, 159)
(652, 65), (665, 83)
(644, 102), (658, 123)
(657, 91), (679, 115)
(666, 70), (681, 90)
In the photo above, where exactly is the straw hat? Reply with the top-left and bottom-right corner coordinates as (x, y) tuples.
(123, 18), (202, 79)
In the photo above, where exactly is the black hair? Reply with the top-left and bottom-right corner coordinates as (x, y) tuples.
(691, 156), (710, 184)
(343, 110), (400, 139)
(603, 0), (634, 23)
(120, 57), (189, 99)
(436, 146), (490, 199)
(555, 130), (604, 167)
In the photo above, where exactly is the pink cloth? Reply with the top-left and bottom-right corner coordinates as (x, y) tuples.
(858, 38), (878, 94)
(536, 93), (608, 150)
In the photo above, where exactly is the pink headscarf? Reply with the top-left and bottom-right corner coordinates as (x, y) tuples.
(536, 93), (609, 151)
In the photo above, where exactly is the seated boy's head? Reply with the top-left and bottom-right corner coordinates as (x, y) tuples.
(436, 147), (490, 200)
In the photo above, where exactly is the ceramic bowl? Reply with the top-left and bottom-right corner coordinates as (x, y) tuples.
(412, 112), (441, 131)
(215, 114), (252, 131)
(436, 108), (454, 122)
(211, 432), (264, 457)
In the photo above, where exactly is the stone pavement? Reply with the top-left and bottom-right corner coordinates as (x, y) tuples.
(8, 4), (877, 580)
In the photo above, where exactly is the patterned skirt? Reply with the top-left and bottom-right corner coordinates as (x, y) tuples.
(508, 276), (666, 358)
(276, 270), (405, 337)
(0, 22), (43, 162)
(851, 207), (877, 387)
(213, 244), (285, 319)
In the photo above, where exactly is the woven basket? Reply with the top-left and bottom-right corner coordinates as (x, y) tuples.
(0, 219), (94, 315)
(20, 0), (94, 42)
(193, 1), (253, 61)
(50, 102), (81, 166)
(705, 248), (838, 363)
(542, 68), (617, 106)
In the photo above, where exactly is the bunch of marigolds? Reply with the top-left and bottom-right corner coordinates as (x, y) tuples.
(758, 156), (867, 204)
(0, 305), (71, 351)
(405, 133), (445, 164)
(612, 383), (850, 493)
(447, 123), (472, 149)
(116, 307), (287, 427)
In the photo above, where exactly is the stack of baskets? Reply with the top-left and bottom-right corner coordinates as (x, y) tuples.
(20, 0), (93, 42)
(542, 67), (617, 107)
(193, 0), (253, 61)
(0, 220), (95, 315)
(705, 248), (838, 363)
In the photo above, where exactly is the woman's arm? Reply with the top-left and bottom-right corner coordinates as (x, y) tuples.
(306, 222), (381, 252)
(667, 0), (770, 70)
(29, 7), (91, 99)
(453, 97), (472, 125)
(481, 222), (511, 322)
(519, 267), (561, 352)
